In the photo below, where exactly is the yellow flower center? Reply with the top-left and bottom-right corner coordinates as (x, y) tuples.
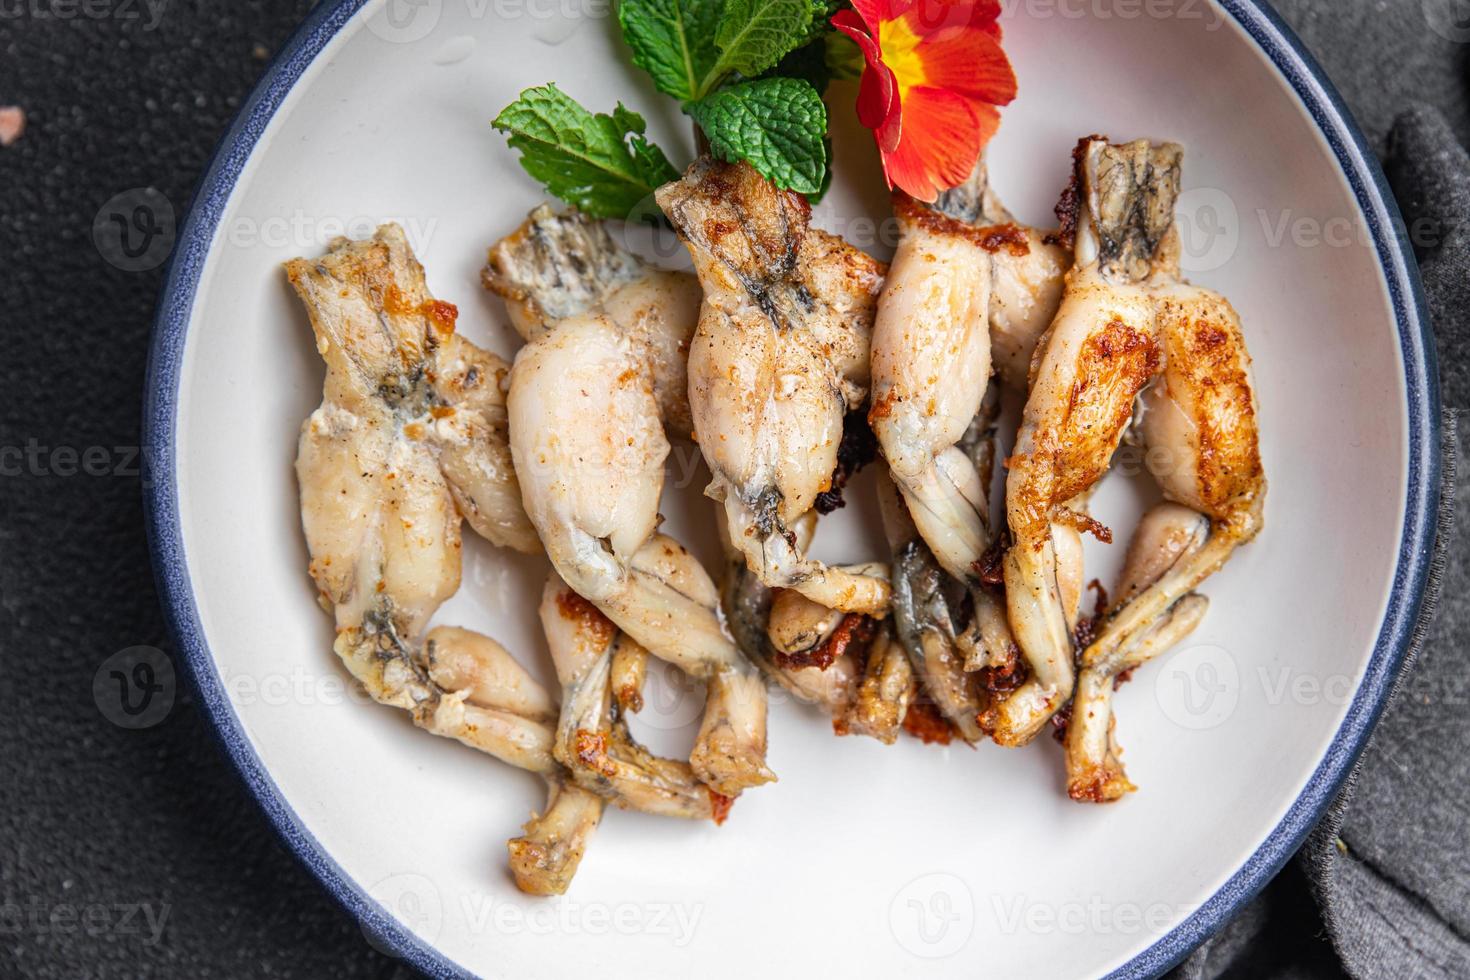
(878, 14), (928, 100)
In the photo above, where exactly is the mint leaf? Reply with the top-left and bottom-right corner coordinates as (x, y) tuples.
(761, 0), (842, 94)
(618, 0), (723, 102)
(628, 129), (680, 185)
(795, 0), (841, 48)
(810, 135), (834, 203)
(706, 0), (814, 87)
(687, 77), (827, 194)
(493, 84), (681, 219)
(614, 106), (683, 188)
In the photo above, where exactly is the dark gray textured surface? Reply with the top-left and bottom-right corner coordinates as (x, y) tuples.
(0, 4), (414, 978)
(0, 2), (1462, 978)
(1327, 107), (1468, 963)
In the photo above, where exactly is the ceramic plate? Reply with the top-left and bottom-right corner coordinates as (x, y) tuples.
(145, 1), (1440, 976)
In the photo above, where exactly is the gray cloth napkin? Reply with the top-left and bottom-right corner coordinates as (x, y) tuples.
(1168, 2), (1470, 973)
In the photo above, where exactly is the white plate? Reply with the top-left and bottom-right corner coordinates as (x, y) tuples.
(145, 1), (1440, 977)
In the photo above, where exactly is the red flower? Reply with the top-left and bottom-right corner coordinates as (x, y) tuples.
(833, 0), (1017, 202)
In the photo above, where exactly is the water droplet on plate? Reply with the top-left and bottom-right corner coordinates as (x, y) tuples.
(431, 36), (475, 66)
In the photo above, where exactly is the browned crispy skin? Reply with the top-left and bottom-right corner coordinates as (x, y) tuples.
(1150, 294), (1263, 520)
(1008, 319), (1161, 543)
(774, 613), (878, 672)
(836, 625), (917, 744)
(992, 138), (1185, 747)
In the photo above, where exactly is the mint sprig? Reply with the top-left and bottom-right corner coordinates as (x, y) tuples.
(687, 77), (828, 195)
(621, 0), (815, 101)
(618, 0), (722, 102)
(706, 0), (814, 84)
(794, 0), (843, 50)
(492, 84), (680, 219)
(496, 0), (840, 206)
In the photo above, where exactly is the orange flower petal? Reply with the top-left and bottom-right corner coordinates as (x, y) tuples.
(849, 0), (905, 32)
(881, 86), (980, 202)
(837, 0), (1014, 200)
(904, 0), (1002, 40)
(913, 26), (1017, 106)
(972, 100), (1001, 149)
(833, 10), (902, 148)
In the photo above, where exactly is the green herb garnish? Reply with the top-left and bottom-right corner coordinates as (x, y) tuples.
(492, 84), (680, 220)
(496, 0), (841, 211)
(687, 77), (828, 195)
(619, 0), (724, 102)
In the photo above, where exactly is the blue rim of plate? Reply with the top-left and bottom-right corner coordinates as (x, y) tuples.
(142, 1), (1442, 977)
